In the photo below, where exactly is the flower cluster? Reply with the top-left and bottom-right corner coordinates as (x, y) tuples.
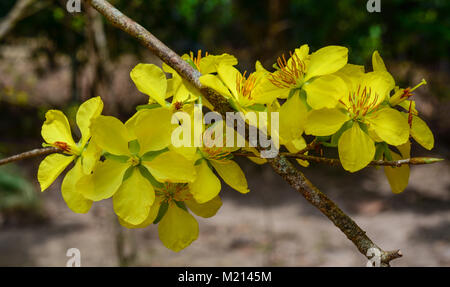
(38, 46), (434, 251)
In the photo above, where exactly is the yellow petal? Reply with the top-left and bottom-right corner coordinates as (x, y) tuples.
(397, 140), (411, 158)
(211, 160), (249, 194)
(158, 204), (199, 252)
(199, 74), (232, 98)
(130, 63), (167, 106)
(291, 44), (310, 64)
(142, 151), (196, 183)
(199, 53), (238, 74)
(338, 122), (375, 172)
(91, 115), (131, 156)
(384, 150), (410, 194)
(372, 51), (387, 72)
(41, 110), (77, 152)
(305, 46), (348, 81)
(118, 197), (161, 229)
(76, 96), (103, 146)
(303, 74), (348, 109)
(367, 108), (409, 146)
(252, 76), (290, 100)
(305, 108), (349, 136)
(81, 141), (101, 174)
(77, 159), (130, 201)
(186, 195), (222, 218)
(113, 168), (155, 225)
(332, 64), (365, 92)
(61, 159), (92, 213)
(130, 108), (174, 154)
(358, 71), (395, 103)
(279, 93), (307, 142)
(411, 115), (434, 150)
(38, 153), (75, 191)
(285, 138), (309, 167)
(217, 63), (240, 99)
(188, 160), (221, 203)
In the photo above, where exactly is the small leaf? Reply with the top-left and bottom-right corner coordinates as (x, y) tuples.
(128, 139), (140, 155)
(141, 147), (169, 162)
(174, 200), (188, 212)
(104, 153), (130, 163)
(136, 103), (161, 111)
(153, 201), (169, 224)
(138, 165), (164, 189)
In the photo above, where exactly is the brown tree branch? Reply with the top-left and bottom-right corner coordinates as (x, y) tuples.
(83, 0), (407, 266)
(0, 147), (59, 166)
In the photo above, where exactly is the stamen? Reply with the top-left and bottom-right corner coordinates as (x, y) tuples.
(189, 50), (208, 70)
(410, 79), (427, 92)
(235, 71), (257, 100)
(269, 51), (306, 89)
(401, 79), (427, 99)
(53, 141), (71, 152)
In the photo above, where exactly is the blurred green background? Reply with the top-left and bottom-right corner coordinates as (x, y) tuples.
(0, 0), (448, 266)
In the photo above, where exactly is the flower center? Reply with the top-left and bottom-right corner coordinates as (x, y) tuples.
(344, 85), (381, 118)
(269, 51), (306, 89)
(156, 183), (192, 203)
(128, 156), (140, 166)
(53, 141), (76, 155)
(201, 146), (232, 162)
(236, 71), (257, 100)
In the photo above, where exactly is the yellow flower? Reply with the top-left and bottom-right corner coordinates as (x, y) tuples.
(118, 182), (222, 252)
(172, 118), (250, 203)
(305, 71), (409, 172)
(254, 45), (348, 158)
(372, 51), (434, 150)
(258, 44), (349, 109)
(37, 97), (104, 213)
(77, 107), (196, 226)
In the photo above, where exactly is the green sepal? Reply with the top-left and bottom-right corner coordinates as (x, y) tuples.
(141, 147), (169, 162)
(331, 120), (353, 146)
(136, 103), (161, 111)
(128, 139), (140, 155)
(104, 153), (130, 163)
(153, 201), (169, 224)
(138, 165), (164, 189)
(174, 200), (188, 212)
(246, 103), (267, 112)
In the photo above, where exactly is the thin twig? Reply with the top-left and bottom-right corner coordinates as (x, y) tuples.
(233, 150), (444, 167)
(84, 0), (405, 265)
(0, 147), (59, 166)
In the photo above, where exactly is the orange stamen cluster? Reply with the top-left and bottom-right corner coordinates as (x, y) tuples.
(202, 146), (232, 162)
(53, 141), (71, 152)
(236, 71), (257, 100)
(174, 101), (183, 110)
(269, 51), (306, 89)
(344, 85), (381, 117)
(190, 50), (208, 70)
(156, 183), (192, 203)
